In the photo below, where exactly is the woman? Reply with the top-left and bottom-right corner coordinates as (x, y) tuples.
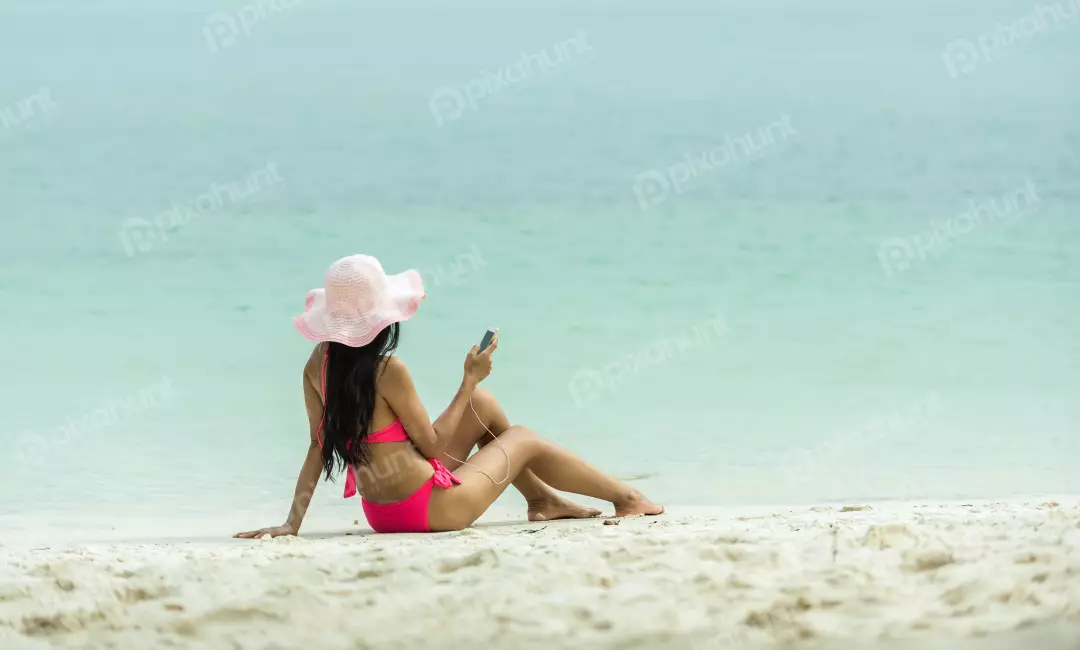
(236, 255), (662, 536)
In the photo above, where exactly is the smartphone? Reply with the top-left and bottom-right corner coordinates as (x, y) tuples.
(479, 327), (498, 354)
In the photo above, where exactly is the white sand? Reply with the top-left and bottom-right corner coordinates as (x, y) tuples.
(2, 499), (1080, 650)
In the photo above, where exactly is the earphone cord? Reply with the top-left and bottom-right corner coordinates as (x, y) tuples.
(442, 398), (511, 485)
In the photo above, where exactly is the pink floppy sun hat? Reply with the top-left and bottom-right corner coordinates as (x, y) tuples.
(293, 254), (426, 347)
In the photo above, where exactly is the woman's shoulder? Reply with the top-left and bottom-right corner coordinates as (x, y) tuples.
(302, 343), (327, 379)
(379, 355), (407, 379)
(376, 356), (411, 393)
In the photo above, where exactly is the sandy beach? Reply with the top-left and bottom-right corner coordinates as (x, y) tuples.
(2, 499), (1079, 650)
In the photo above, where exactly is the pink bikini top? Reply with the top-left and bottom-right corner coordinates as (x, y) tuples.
(315, 347), (410, 498)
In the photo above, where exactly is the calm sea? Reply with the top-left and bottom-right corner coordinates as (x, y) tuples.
(1, 0), (1078, 524)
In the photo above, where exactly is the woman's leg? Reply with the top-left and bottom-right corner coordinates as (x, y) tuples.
(438, 388), (600, 521)
(427, 425), (662, 531)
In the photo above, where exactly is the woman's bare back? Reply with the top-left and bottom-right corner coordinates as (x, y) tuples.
(304, 344), (434, 504)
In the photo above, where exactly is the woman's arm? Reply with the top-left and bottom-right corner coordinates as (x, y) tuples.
(235, 366), (325, 538)
(381, 335), (497, 459)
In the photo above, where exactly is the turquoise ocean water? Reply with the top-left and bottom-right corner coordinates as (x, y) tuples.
(1, 0), (1078, 524)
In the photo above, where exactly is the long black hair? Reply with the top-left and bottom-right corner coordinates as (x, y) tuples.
(320, 324), (400, 481)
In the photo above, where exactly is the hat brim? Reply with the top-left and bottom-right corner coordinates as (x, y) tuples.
(292, 269), (425, 347)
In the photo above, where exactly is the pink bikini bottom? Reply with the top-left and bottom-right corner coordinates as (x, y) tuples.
(361, 458), (462, 533)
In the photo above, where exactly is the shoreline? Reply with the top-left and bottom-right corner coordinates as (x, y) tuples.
(2, 497), (1079, 648)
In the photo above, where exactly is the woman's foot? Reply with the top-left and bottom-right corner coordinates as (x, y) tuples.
(527, 496), (603, 522)
(614, 490), (664, 517)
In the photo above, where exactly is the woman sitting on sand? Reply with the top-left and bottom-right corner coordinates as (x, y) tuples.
(236, 255), (663, 536)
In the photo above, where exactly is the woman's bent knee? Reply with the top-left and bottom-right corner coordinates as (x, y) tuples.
(472, 388), (510, 432)
(472, 387), (495, 409)
(498, 425), (547, 454)
(499, 424), (533, 438)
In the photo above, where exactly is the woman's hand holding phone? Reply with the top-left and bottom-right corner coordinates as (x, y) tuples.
(464, 329), (498, 386)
